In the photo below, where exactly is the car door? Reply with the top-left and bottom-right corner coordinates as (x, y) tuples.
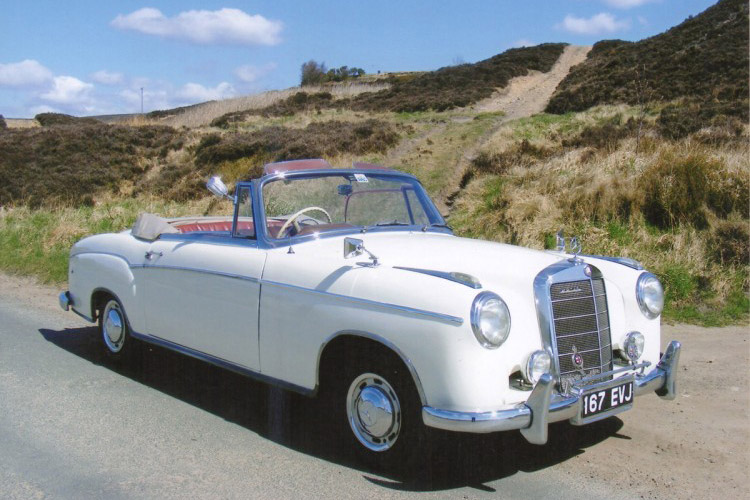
(139, 186), (264, 371)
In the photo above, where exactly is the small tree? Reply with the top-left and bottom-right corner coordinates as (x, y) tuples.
(0, 114), (6, 130)
(301, 60), (327, 86)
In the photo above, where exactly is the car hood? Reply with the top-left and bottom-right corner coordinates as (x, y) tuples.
(329, 231), (565, 291)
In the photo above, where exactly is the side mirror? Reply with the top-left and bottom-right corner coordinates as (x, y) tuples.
(207, 176), (232, 200)
(344, 237), (364, 259)
(344, 237), (379, 266)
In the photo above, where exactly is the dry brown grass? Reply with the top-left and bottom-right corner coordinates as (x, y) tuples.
(450, 106), (749, 323)
(4, 119), (40, 129)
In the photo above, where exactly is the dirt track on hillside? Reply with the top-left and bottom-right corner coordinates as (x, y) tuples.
(438, 45), (591, 209)
(475, 45), (591, 118)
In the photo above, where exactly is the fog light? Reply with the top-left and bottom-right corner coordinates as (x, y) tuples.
(623, 331), (645, 362)
(524, 350), (551, 385)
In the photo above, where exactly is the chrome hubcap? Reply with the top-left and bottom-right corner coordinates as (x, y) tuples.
(102, 302), (125, 353)
(347, 373), (401, 452)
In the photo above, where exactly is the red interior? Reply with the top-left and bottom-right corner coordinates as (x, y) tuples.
(175, 221), (250, 233)
(174, 219), (353, 238)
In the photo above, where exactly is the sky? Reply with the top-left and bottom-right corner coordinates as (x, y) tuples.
(0, 0), (718, 118)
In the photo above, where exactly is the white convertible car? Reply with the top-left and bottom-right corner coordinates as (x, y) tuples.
(60, 159), (680, 460)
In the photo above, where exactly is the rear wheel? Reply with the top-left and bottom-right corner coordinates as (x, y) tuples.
(98, 297), (133, 359)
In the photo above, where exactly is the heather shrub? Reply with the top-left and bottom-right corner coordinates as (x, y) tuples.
(211, 92), (336, 125)
(35, 113), (100, 127)
(472, 139), (554, 175)
(639, 153), (727, 229)
(562, 116), (638, 150)
(547, 0), (749, 114)
(0, 123), (182, 206)
(710, 219), (750, 266)
(196, 119), (400, 169)
(658, 99), (749, 139)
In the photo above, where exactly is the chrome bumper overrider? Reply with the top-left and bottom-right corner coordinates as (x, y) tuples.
(422, 340), (681, 445)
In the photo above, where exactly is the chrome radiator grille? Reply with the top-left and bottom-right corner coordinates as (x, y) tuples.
(550, 278), (612, 388)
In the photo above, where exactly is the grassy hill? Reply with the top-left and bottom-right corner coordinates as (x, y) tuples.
(546, 0), (748, 115)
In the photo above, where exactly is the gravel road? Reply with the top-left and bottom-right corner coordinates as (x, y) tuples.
(0, 273), (747, 499)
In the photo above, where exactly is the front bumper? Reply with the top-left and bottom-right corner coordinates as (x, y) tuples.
(422, 340), (681, 445)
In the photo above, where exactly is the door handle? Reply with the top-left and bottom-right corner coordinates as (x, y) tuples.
(145, 251), (163, 260)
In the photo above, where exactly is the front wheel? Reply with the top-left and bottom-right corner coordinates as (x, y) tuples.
(347, 372), (403, 452)
(338, 358), (428, 468)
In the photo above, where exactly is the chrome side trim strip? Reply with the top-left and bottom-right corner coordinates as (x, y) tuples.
(134, 264), (260, 283)
(261, 279), (464, 325)
(393, 266), (482, 289)
(70, 250), (132, 263)
(128, 331), (314, 396)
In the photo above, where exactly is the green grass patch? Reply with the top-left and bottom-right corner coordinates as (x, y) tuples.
(0, 198), (217, 284)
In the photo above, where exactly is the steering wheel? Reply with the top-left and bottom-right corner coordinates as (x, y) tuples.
(277, 206), (332, 237)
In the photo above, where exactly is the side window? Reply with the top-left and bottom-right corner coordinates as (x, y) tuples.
(233, 186), (256, 238)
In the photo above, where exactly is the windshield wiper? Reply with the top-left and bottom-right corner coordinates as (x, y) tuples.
(427, 223), (453, 230)
(374, 221), (409, 227)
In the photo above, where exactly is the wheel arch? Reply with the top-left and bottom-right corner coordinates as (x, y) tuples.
(316, 330), (427, 406)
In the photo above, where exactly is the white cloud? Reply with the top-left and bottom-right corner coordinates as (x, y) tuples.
(91, 70), (124, 85)
(0, 60), (53, 87)
(603, 0), (656, 9)
(233, 63), (277, 83)
(557, 13), (630, 35)
(111, 7), (282, 46)
(176, 82), (236, 102)
(40, 76), (94, 104)
(511, 39), (536, 48)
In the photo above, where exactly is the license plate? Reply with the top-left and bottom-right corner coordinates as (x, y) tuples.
(581, 380), (634, 419)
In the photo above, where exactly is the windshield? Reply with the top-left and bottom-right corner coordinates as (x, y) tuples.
(262, 172), (442, 239)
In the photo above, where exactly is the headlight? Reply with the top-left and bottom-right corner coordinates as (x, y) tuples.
(623, 331), (645, 362)
(524, 350), (551, 385)
(470, 291), (511, 349)
(636, 273), (664, 319)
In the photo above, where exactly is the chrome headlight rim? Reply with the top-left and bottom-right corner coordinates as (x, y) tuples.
(470, 291), (511, 349)
(636, 272), (664, 319)
(524, 350), (552, 385)
(623, 331), (645, 362)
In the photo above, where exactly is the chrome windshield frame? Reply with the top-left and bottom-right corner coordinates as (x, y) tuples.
(250, 169), (450, 249)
